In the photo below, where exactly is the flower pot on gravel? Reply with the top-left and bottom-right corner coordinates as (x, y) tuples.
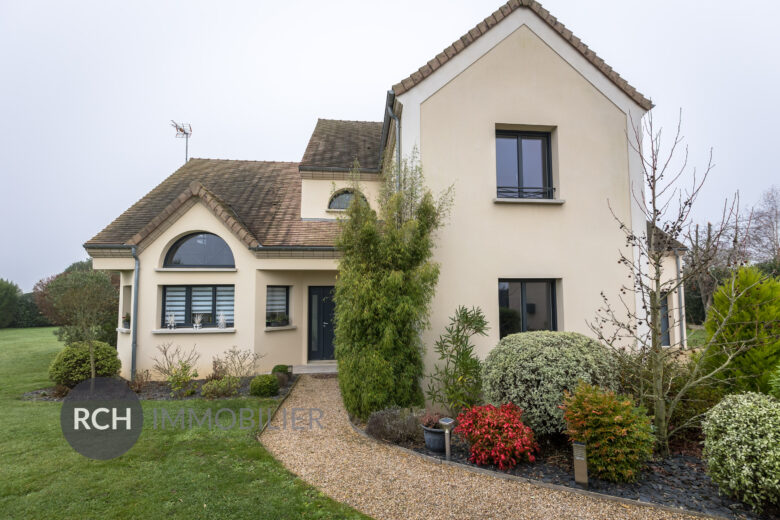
(421, 425), (446, 453)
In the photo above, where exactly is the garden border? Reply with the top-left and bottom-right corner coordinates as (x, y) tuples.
(257, 374), (301, 436)
(348, 420), (729, 520)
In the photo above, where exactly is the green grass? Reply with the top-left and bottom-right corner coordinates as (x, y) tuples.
(0, 328), (368, 519)
(686, 328), (707, 348)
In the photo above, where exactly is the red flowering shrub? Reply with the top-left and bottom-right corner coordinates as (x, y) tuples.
(453, 403), (538, 470)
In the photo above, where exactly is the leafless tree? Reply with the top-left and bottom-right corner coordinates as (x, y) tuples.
(748, 185), (780, 263)
(589, 111), (766, 456)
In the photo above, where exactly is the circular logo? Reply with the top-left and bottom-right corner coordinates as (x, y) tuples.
(60, 377), (144, 460)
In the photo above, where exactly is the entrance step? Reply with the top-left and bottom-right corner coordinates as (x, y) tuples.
(292, 363), (338, 375)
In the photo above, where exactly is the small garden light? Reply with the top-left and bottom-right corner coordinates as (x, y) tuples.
(438, 417), (455, 461)
(573, 442), (588, 488)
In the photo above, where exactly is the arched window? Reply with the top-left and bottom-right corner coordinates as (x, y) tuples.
(328, 189), (367, 210)
(164, 233), (235, 267)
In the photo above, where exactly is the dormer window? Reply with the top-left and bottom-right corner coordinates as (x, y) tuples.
(328, 189), (367, 210)
(164, 232), (235, 268)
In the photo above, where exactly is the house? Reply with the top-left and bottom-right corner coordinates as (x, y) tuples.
(85, 0), (686, 380)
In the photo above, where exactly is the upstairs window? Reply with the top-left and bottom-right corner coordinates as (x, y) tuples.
(328, 190), (367, 210)
(164, 232), (234, 267)
(498, 279), (557, 338)
(496, 131), (552, 199)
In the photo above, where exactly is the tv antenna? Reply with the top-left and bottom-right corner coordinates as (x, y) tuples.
(170, 120), (192, 162)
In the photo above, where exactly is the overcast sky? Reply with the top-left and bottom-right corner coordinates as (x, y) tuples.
(1, 0), (778, 291)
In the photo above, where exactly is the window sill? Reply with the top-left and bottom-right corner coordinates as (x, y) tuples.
(155, 268), (237, 272)
(116, 327), (130, 334)
(152, 328), (236, 334)
(265, 325), (297, 332)
(493, 198), (565, 205)
(325, 209), (346, 214)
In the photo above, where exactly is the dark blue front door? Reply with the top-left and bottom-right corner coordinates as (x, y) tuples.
(308, 286), (335, 361)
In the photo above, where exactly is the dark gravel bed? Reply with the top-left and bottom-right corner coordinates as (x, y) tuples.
(411, 437), (768, 520)
(21, 374), (298, 402)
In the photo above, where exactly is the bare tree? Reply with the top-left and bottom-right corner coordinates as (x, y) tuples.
(590, 111), (767, 456)
(749, 185), (780, 263)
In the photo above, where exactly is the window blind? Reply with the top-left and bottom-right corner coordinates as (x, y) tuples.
(164, 287), (186, 325)
(266, 286), (288, 314)
(216, 286), (235, 324)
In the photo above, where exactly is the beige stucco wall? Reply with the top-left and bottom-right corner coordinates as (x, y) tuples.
(412, 24), (639, 365)
(300, 178), (382, 220)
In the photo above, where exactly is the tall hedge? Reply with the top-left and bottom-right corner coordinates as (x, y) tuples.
(482, 331), (618, 436)
(334, 157), (451, 420)
(0, 279), (21, 328)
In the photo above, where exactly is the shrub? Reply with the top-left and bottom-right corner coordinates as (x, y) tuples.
(365, 407), (422, 444)
(702, 393), (780, 513)
(205, 359), (226, 382)
(220, 346), (264, 378)
(334, 154), (452, 421)
(418, 411), (443, 429)
(201, 376), (240, 399)
(273, 371), (289, 388)
(271, 364), (291, 374)
(453, 403), (537, 470)
(129, 369), (151, 393)
(168, 361), (198, 398)
(46, 269), (118, 346)
(48, 341), (121, 387)
(426, 306), (487, 415)
(770, 363), (780, 399)
(561, 382), (654, 483)
(482, 331), (618, 436)
(152, 343), (200, 379)
(703, 267), (780, 393)
(250, 374), (279, 397)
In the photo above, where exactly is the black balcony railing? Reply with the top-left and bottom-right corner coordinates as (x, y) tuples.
(496, 186), (555, 199)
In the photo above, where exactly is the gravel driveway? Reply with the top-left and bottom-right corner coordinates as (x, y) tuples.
(261, 375), (710, 520)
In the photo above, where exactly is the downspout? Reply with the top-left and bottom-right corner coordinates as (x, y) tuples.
(674, 249), (685, 347)
(386, 101), (401, 191)
(131, 245), (140, 379)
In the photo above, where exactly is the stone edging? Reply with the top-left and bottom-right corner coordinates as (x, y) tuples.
(257, 375), (301, 437)
(348, 420), (727, 520)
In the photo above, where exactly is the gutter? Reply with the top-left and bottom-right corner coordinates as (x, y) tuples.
(249, 245), (336, 252)
(130, 245), (140, 379)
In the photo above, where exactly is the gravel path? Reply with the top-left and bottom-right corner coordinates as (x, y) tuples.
(261, 375), (712, 520)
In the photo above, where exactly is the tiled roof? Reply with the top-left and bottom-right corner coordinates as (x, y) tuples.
(392, 0), (653, 111)
(85, 159), (339, 249)
(300, 119), (384, 172)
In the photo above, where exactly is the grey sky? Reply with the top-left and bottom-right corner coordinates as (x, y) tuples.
(2, 0), (778, 291)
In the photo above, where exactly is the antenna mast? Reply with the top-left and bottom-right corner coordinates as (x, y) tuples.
(170, 120), (193, 162)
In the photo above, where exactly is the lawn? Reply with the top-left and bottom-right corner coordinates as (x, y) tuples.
(0, 327), (368, 520)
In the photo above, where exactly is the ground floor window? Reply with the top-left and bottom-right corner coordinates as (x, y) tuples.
(498, 279), (557, 338)
(266, 286), (290, 327)
(162, 285), (234, 328)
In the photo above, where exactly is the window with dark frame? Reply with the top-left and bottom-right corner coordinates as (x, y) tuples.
(164, 232), (235, 267)
(161, 285), (234, 328)
(328, 190), (367, 210)
(660, 292), (671, 346)
(495, 131), (552, 199)
(266, 286), (290, 327)
(498, 279), (557, 338)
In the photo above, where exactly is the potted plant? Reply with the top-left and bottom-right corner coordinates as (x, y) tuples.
(267, 313), (289, 327)
(419, 411), (445, 452)
(122, 313), (131, 329)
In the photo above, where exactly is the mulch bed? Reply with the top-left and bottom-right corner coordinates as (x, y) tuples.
(21, 374), (298, 402)
(403, 434), (770, 520)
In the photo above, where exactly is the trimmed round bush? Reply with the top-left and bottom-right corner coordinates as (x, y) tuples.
(250, 374), (279, 397)
(702, 393), (780, 513)
(482, 331), (618, 436)
(48, 341), (121, 388)
(271, 364), (291, 374)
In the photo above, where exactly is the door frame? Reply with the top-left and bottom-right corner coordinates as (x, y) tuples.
(307, 285), (335, 362)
